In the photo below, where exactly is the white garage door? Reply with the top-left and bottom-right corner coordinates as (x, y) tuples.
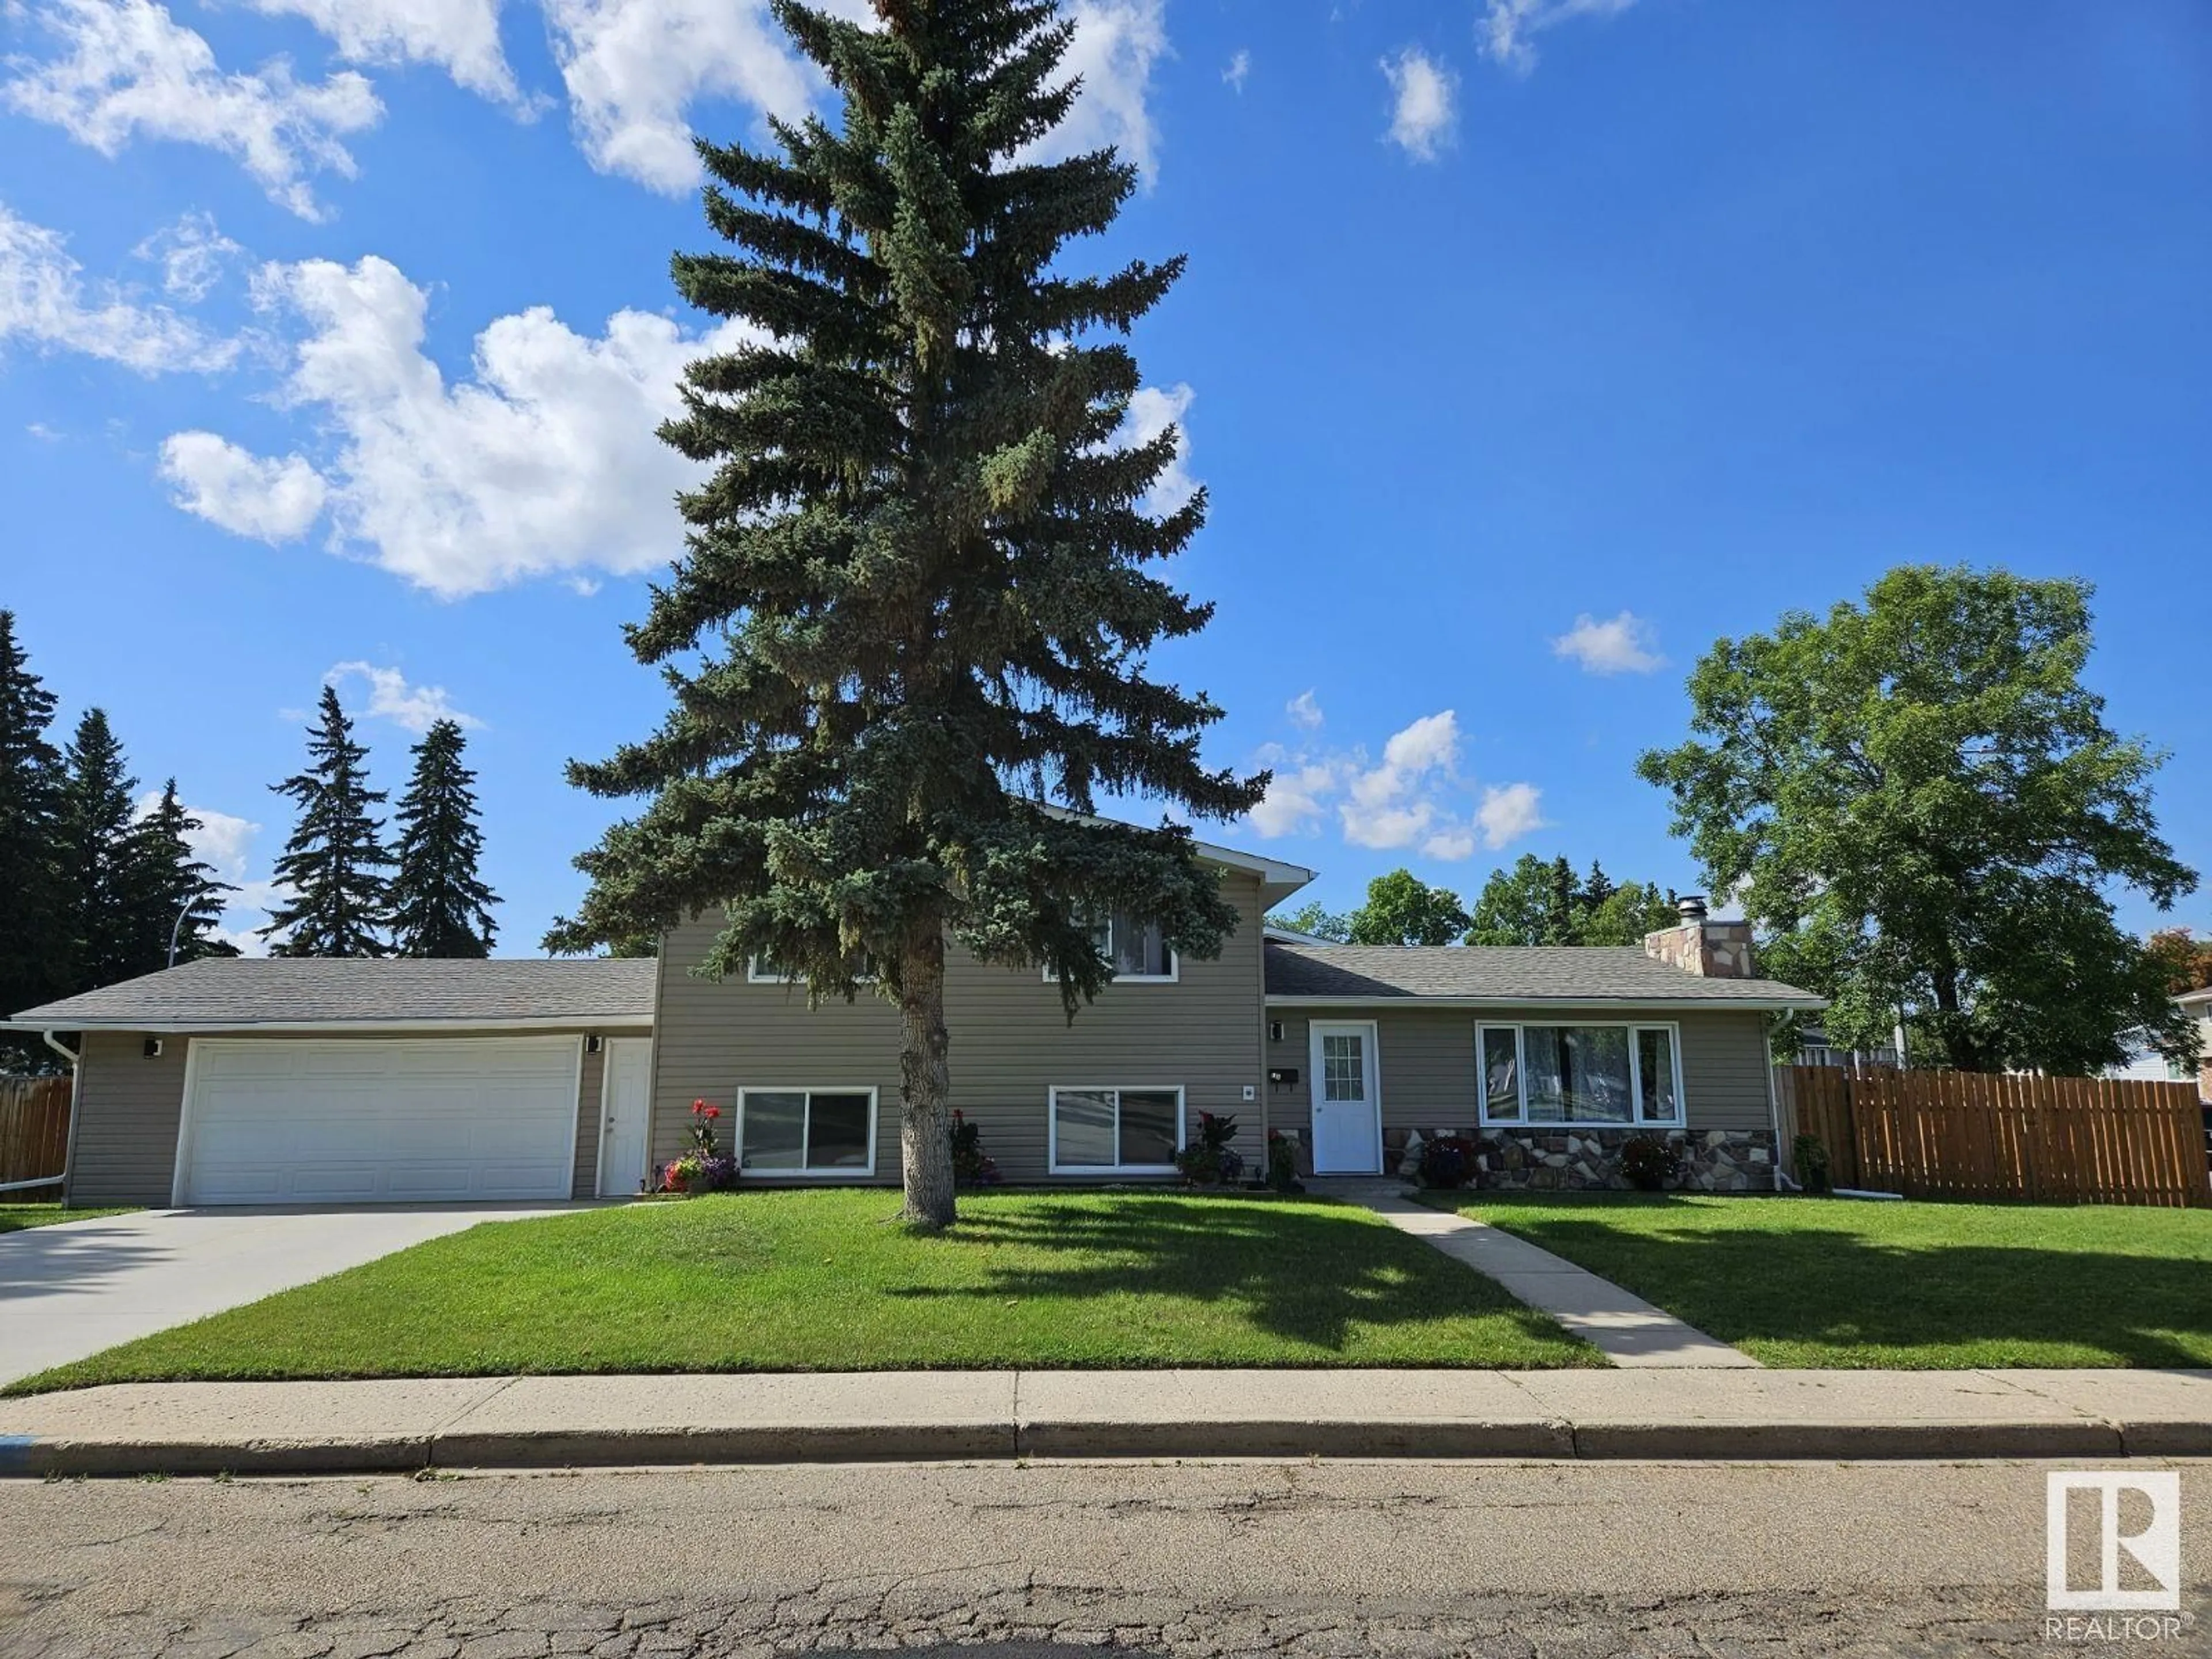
(178, 1037), (582, 1206)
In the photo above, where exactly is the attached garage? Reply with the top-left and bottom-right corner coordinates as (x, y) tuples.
(177, 1036), (585, 1205)
(5, 957), (658, 1209)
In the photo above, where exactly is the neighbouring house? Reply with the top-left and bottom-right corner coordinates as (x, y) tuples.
(2175, 987), (2212, 1102)
(5, 830), (1825, 1207)
(2100, 989), (2212, 1100)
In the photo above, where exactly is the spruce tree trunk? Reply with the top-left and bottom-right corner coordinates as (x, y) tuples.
(897, 928), (957, 1229)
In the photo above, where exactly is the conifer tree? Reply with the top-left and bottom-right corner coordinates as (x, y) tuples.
(262, 687), (393, 957)
(548, 0), (1264, 1226)
(55, 709), (143, 992)
(0, 611), (65, 1062)
(390, 719), (499, 958)
(126, 781), (238, 970)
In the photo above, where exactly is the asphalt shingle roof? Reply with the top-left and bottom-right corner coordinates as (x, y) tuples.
(1263, 940), (1824, 1007)
(6, 957), (658, 1030)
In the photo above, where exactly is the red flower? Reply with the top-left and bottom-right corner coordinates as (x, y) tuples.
(691, 1099), (707, 1114)
(704, 1105), (722, 1119)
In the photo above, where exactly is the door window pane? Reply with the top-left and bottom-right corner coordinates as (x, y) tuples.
(809, 1093), (873, 1167)
(1637, 1029), (1680, 1122)
(1522, 1027), (1634, 1124)
(744, 1092), (807, 1168)
(1054, 1089), (1118, 1168)
(1481, 1027), (1522, 1121)
(1321, 1033), (1365, 1102)
(1119, 1090), (1181, 1166)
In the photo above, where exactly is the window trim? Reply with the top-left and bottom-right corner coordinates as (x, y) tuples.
(746, 955), (877, 986)
(1041, 912), (1181, 986)
(1475, 1021), (1688, 1131)
(736, 1085), (880, 1177)
(1047, 1084), (1187, 1176)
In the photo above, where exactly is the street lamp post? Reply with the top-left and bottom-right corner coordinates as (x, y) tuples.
(167, 884), (209, 968)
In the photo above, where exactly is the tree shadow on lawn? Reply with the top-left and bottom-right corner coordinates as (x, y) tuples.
(892, 1194), (1575, 1357)
(1481, 1200), (2212, 1367)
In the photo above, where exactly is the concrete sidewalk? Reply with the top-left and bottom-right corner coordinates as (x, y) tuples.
(2, 1367), (2207, 1475)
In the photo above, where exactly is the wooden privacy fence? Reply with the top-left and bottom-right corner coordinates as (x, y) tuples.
(1779, 1066), (2211, 1208)
(0, 1075), (71, 1189)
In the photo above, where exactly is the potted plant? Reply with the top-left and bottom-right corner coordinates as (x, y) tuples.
(1175, 1112), (1245, 1187)
(661, 1098), (738, 1193)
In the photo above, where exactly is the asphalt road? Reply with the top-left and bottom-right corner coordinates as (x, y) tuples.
(0, 1459), (2205, 1658)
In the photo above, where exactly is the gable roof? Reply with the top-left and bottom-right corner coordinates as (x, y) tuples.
(5, 957), (658, 1033)
(1264, 941), (1825, 1010)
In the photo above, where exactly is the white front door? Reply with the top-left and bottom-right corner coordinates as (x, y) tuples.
(597, 1038), (654, 1198)
(1308, 1020), (1381, 1174)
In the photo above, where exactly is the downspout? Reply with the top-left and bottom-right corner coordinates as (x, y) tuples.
(41, 1030), (82, 1208)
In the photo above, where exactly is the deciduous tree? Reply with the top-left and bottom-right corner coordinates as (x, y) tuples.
(1346, 869), (1469, 946)
(547, 0), (1264, 1227)
(1637, 565), (2198, 1074)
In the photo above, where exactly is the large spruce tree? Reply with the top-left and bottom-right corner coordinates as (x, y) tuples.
(55, 709), (145, 993)
(390, 719), (499, 957)
(262, 687), (393, 957)
(127, 781), (239, 970)
(0, 612), (65, 1062)
(548, 0), (1264, 1226)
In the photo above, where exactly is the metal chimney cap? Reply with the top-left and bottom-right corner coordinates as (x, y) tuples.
(1677, 895), (1710, 922)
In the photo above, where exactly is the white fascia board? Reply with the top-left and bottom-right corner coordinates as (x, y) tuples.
(1264, 994), (1828, 1014)
(1, 1016), (656, 1035)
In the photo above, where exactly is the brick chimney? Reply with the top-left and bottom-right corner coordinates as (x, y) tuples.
(1643, 895), (1759, 979)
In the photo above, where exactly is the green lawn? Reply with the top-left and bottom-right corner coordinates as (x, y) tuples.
(13, 1190), (1599, 1392)
(0, 1203), (138, 1234)
(1430, 1191), (2212, 1369)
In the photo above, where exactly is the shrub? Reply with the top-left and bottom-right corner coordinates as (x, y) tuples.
(1618, 1133), (1680, 1192)
(1175, 1112), (1247, 1186)
(1793, 1133), (1834, 1195)
(1417, 1134), (1478, 1190)
(661, 1153), (738, 1194)
(950, 1109), (1000, 1188)
(1265, 1129), (1304, 1194)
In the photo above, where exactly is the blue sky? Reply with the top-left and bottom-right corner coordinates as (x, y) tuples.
(3, 0), (2208, 955)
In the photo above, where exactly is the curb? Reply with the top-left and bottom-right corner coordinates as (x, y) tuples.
(2, 1415), (2194, 1477)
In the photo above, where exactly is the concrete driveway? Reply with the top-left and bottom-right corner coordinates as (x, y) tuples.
(0, 1205), (571, 1386)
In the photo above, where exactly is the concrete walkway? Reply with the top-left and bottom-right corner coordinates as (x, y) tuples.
(1321, 1180), (1759, 1368)
(0, 1205), (572, 1387)
(2, 1368), (2207, 1474)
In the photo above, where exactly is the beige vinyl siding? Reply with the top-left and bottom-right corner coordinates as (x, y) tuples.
(652, 870), (1268, 1183)
(1266, 1006), (1776, 1139)
(64, 1027), (634, 1208)
(67, 1031), (190, 1207)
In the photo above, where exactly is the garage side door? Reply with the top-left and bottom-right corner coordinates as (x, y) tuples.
(179, 1037), (581, 1205)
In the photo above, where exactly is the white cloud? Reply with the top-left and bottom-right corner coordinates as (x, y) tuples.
(241, 0), (522, 107)
(1223, 48), (1249, 92)
(1286, 690), (1323, 730)
(1343, 800), (1437, 851)
(1381, 47), (1456, 162)
(324, 661), (484, 733)
(1030, 0), (1170, 184)
(160, 432), (329, 541)
(1347, 710), (1459, 810)
(1480, 0), (1640, 74)
(131, 210), (241, 302)
(1476, 781), (1548, 849)
(1552, 609), (1665, 675)
(1122, 382), (1198, 516)
(1, 200), (237, 373)
(541, 0), (824, 192)
(162, 253), (764, 597)
(1422, 825), (1478, 861)
(1248, 762), (1339, 840)
(3, 0), (384, 220)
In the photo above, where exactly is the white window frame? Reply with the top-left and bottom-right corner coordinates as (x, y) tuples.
(1475, 1021), (1688, 1131)
(1043, 911), (1180, 985)
(1047, 1084), (1187, 1175)
(746, 955), (877, 986)
(736, 1086), (880, 1177)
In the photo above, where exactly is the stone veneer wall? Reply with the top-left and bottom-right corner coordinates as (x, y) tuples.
(1642, 920), (1758, 979)
(1382, 1125), (1777, 1192)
